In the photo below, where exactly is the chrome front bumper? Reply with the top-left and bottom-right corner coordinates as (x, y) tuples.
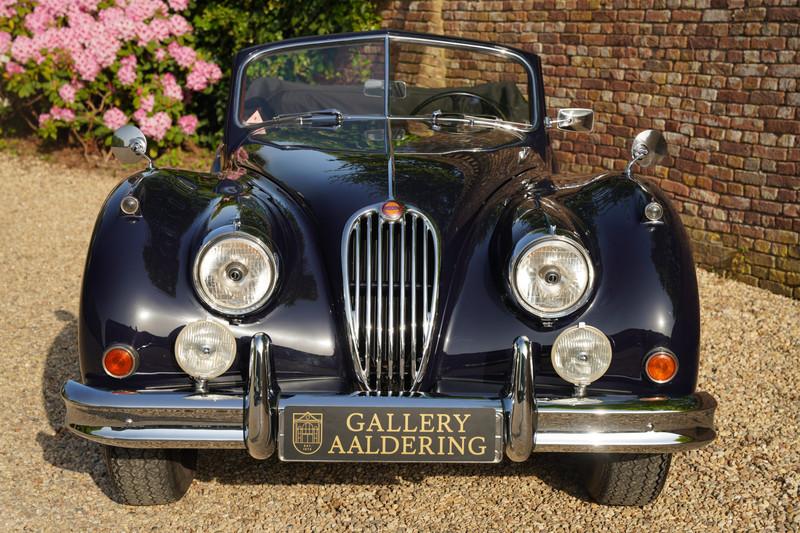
(62, 334), (717, 460)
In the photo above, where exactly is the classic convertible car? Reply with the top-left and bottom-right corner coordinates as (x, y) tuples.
(62, 30), (716, 506)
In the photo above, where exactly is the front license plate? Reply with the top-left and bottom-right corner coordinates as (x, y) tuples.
(279, 401), (502, 463)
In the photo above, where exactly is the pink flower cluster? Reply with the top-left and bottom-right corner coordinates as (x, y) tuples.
(169, 15), (191, 36)
(131, 94), (172, 139)
(124, 0), (166, 22)
(2, 0), (218, 146)
(186, 61), (222, 92)
(58, 83), (76, 103)
(0, 30), (10, 54)
(10, 3), (123, 82)
(56, 80), (82, 104)
(5, 61), (24, 74)
(160, 73), (183, 101)
(103, 107), (128, 130)
(5, 0), (211, 84)
(40, 105), (76, 124)
(164, 41), (221, 92)
(117, 55), (137, 86)
(51, 106), (75, 121)
(0, 0), (16, 18)
(177, 114), (198, 135)
(167, 41), (196, 68)
(138, 111), (172, 141)
(142, 94), (155, 113)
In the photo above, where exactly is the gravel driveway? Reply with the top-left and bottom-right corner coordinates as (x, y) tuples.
(0, 154), (797, 531)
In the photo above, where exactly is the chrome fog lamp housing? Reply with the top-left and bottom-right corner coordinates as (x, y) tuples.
(551, 322), (612, 393)
(175, 320), (237, 379)
(509, 235), (594, 318)
(193, 232), (278, 315)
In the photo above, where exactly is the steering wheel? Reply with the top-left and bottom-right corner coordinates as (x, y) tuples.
(409, 91), (507, 120)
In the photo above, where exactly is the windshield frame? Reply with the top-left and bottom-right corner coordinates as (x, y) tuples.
(229, 31), (542, 136)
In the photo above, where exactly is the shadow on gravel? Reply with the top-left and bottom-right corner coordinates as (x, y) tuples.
(33, 309), (590, 503)
(196, 450), (591, 502)
(36, 310), (116, 500)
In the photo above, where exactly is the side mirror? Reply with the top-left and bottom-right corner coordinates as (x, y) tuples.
(111, 125), (153, 168)
(626, 129), (667, 177)
(549, 108), (594, 132)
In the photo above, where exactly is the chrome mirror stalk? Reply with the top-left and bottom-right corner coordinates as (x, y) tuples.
(626, 129), (667, 178)
(111, 124), (155, 170)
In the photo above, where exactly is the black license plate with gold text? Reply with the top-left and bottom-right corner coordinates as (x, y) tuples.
(279, 403), (502, 463)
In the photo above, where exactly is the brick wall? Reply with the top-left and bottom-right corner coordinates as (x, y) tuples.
(380, 0), (800, 298)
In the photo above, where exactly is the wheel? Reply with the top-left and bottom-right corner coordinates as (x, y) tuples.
(584, 453), (672, 506)
(103, 446), (197, 505)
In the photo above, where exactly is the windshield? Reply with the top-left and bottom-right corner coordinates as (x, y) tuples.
(238, 36), (532, 128)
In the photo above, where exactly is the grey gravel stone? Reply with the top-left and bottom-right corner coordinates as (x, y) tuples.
(0, 155), (797, 531)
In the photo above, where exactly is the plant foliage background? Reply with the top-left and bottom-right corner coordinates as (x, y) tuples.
(190, 0), (379, 142)
(0, 0), (379, 156)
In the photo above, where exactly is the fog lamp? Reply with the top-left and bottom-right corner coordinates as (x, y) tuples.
(551, 322), (612, 393)
(175, 320), (237, 379)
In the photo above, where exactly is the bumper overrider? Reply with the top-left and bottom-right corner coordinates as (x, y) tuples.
(62, 334), (717, 462)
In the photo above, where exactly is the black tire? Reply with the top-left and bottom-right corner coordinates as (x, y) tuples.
(103, 446), (197, 505)
(584, 453), (672, 506)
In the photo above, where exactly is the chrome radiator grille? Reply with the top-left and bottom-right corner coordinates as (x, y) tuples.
(342, 204), (440, 392)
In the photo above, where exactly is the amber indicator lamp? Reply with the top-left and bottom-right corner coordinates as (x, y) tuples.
(102, 346), (137, 378)
(645, 351), (678, 384)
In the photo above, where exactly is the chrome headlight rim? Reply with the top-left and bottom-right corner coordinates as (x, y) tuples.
(508, 233), (595, 319)
(192, 231), (279, 316)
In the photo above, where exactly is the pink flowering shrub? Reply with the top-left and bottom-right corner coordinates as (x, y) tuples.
(0, 0), (221, 154)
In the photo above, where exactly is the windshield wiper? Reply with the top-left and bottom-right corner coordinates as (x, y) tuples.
(248, 108), (344, 129)
(427, 110), (532, 132)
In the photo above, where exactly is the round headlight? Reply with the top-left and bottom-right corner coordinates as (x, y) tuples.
(551, 323), (612, 386)
(194, 232), (277, 315)
(175, 320), (237, 379)
(510, 235), (593, 318)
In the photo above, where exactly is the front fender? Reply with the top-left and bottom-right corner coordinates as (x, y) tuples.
(79, 169), (349, 392)
(434, 172), (700, 398)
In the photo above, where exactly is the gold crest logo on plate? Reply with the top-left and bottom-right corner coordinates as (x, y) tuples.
(292, 412), (323, 454)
